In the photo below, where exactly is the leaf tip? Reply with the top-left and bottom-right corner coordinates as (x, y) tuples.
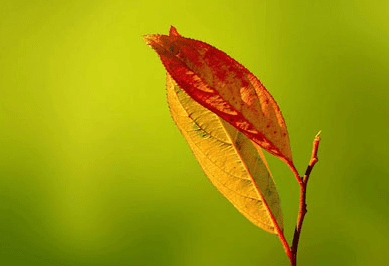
(142, 34), (153, 46)
(169, 26), (180, 36)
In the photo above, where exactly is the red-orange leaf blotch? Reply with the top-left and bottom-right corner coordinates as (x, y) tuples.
(144, 26), (294, 167)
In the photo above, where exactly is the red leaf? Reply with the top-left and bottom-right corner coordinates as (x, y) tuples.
(144, 26), (294, 167)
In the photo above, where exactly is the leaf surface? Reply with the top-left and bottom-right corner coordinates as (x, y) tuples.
(144, 26), (294, 166)
(166, 73), (283, 234)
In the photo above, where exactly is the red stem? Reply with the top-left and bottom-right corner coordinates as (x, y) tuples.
(283, 132), (321, 266)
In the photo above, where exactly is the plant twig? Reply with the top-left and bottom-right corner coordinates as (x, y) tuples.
(288, 131), (321, 266)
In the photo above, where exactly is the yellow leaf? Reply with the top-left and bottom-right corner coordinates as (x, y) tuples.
(167, 74), (283, 234)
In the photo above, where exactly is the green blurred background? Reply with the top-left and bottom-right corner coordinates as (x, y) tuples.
(1, 0), (388, 265)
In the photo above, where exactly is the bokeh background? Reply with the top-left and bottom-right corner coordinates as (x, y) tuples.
(1, 0), (388, 265)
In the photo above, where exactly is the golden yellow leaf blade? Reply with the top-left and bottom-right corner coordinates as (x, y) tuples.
(166, 74), (283, 233)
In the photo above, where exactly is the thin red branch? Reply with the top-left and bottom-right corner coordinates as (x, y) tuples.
(288, 131), (321, 266)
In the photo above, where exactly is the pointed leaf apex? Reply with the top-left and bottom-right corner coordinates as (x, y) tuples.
(142, 34), (154, 47)
(169, 26), (180, 37)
